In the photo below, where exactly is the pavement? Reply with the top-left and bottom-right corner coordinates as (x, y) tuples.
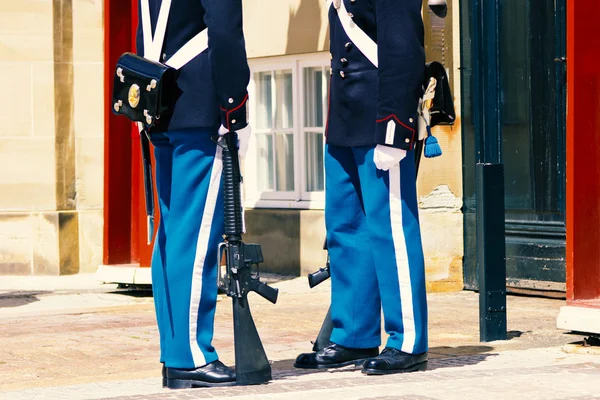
(0, 273), (599, 400)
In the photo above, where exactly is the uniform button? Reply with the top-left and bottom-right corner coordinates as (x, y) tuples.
(345, 42), (353, 51)
(409, 118), (414, 123)
(330, 68), (333, 76)
(405, 138), (410, 143)
(340, 71), (345, 78)
(228, 98), (234, 104)
(231, 119), (237, 124)
(341, 57), (348, 63)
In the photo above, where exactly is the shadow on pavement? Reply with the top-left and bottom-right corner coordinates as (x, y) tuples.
(108, 284), (153, 298)
(271, 358), (365, 380)
(428, 345), (496, 370)
(270, 345), (496, 379)
(0, 291), (50, 308)
(507, 330), (530, 339)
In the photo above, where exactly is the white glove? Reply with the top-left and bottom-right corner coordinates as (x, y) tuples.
(373, 145), (407, 171)
(218, 124), (252, 159)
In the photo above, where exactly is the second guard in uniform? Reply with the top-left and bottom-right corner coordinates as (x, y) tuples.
(295, 0), (429, 374)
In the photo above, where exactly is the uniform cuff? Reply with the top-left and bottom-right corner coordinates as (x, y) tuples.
(220, 94), (249, 131)
(375, 114), (417, 150)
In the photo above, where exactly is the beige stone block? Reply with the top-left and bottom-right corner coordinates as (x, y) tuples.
(417, 118), (463, 198)
(78, 210), (103, 273)
(72, 0), (103, 63)
(419, 210), (463, 258)
(0, 137), (56, 211)
(32, 63), (56, 137)
(0, 1), (54, 63)
(75, 137), (104, 210)
(426, 256), (464, 293)
(73, 63), (104, 138)
(0, 213), (33, 275)
(58, 211), (80, 275)
(299, 210), (327, 276)
(0, 64), (33, 137)
(244, 0), (329, 58)
(419, 209), (464, 292)
(244, 209), (300, 276)
(30, 211), (80, 275)
(31, 212), (60, 275)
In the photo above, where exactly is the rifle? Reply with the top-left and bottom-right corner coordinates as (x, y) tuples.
(308, 145), (425, 352)
(216, 132), (279, 385)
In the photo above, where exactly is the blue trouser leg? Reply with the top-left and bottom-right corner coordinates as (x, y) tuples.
(325, 144), (382, 349)
(151, 128), (224, 369)
(152, 134), (172, 363)
(354, 145), (428, 354)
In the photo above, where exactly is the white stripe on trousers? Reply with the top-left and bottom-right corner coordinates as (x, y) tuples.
(388, 166), (417, 353)
(189, 145), (223, 367)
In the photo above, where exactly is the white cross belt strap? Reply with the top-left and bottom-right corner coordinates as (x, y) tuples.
(141, 0), (208, 69)
(333, 0), (378, 67)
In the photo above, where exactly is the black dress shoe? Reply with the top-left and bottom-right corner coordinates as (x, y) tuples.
(294, 343), (379, 369)
(162, 363), (166, 387)
(165, 360), (236, 389)
(362, 348), (428, 375)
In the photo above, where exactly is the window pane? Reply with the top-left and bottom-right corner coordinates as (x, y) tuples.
(304, 67), (324, 127)
(305, 131), (324, 192)
(255, 72), (272, 129)
(256, 133), (274, 191)
(275, 133), (294, 191)
(275, 70), (293, 129)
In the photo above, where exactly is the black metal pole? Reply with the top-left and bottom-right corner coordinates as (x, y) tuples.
(476, 163), (507, 341)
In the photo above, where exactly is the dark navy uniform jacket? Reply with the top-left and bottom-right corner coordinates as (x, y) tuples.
(326, 0), (425, 150)
(136, 0), (249, 132)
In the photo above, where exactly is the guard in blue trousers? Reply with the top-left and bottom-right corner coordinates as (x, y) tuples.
(135, 0), (252, 388)
(295, 0), (429, 374)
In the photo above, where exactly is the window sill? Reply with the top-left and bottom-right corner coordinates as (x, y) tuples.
(245, 199), (325, 210)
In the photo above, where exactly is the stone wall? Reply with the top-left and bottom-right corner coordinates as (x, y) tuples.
(0, 0), (103, 275)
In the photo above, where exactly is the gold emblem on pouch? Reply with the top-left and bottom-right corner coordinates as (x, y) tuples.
(128, 84), (141, 108)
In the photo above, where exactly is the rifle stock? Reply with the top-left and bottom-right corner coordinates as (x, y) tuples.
(308, 266), (330, 288)
(232, 296), (272, 385)
(308, 241), (333, 351)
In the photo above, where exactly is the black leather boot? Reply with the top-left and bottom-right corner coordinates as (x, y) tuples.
(294, 343), (379, 369)
(362, 348), (428, 375)
(165, 360), (236, 389)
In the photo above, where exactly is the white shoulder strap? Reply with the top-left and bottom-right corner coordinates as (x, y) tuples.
(141, 0), (208, 69)
(140, 0), (154, 59)
(335, 0), (378, 67)
(165, 30), (209, 70)
(148, 0), (172, 61)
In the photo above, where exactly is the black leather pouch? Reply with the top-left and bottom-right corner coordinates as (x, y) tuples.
(424, 61), (456, 127)
(111, 52), (180, 132)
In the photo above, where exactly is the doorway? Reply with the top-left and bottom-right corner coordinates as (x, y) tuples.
(461, 0), (567, 292)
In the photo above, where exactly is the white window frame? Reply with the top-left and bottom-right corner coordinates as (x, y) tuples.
(244, 52), (330, 210)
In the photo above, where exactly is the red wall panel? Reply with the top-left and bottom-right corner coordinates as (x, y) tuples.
(566, 0), (600, 301)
